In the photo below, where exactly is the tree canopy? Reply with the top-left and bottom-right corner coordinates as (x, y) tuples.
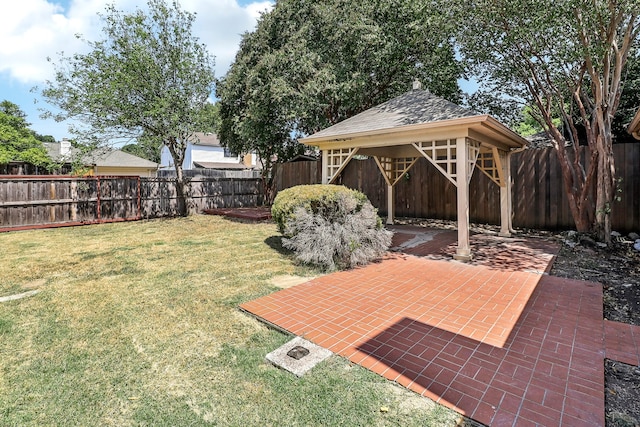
(217, 0), (462, 200)
(455, 0), (639, 241)
(41, 0), (215, 215)
(0, 100), (54, 170)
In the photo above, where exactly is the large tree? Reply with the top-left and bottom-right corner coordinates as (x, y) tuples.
(217, 0), (462, 202)
(41, 0), (215, 215)
(121, 101), (219, 163)
(455, 0), (639, 242)
(0, 100), (53, 171)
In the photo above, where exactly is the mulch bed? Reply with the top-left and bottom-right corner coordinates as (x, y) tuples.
(203, 207), (272, 221)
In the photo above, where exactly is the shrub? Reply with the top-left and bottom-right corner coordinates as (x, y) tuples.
(272, 185), (392, 271)
(272, 184), (369, 234)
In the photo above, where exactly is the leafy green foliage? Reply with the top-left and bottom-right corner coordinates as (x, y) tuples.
(41, 0), (215, 214)
(197, 102), (220, 134)
(217, 0), (462, 200)
(514, 106), (562, 137)
(454, 0), (639, 240)
(121, 102), (219, 163)
(614, 50), (640, 139)
(0, 100), (53, 169)
(121, 133), (163, 163)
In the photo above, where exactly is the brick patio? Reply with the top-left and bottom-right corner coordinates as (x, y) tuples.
(240, 226), (640, 426)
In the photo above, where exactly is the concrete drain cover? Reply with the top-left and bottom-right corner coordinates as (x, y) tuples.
(266, 337), (332, 377)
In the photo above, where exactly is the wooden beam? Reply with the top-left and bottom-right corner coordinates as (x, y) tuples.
(454, 137), (471, 261)
(386, 185), (394, 225)
(373, 156), (393, 187)
(392, 157), (419, 187)
(324, 147), (359, 184)
(321, 150), (329, 184)
(412, 141), (458, 186)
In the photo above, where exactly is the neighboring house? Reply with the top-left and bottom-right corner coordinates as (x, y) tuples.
(159, 132), (259, 171)
(44, 140), (159, 177)
(85, 150), (158, 177)
(628, 108), (640, 140)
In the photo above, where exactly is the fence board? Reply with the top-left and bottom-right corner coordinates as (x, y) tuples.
(0, 175), (264, 231)
(272, 143), (640, 233)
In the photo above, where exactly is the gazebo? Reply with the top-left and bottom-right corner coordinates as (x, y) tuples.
(628, 108), (640, 140)
(300, 84), (528, 261)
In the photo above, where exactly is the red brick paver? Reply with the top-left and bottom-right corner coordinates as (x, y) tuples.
(604, 320), (640, 366)
(241, 227), (639, 426)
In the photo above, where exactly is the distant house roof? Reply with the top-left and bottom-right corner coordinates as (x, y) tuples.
(43, 141), (158, 168)
(305, 89), (479, 141)
(288, 154), (319, 162)
(193, 161), (259, 170)
(525, 131), (554, 149)
(88, 150), (158, 168)
(191, 132), (222, 147)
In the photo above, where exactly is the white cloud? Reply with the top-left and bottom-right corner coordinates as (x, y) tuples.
(0, 0), (82, 82)
(184, 0), (273, 76)
(0, 0), (272, 84)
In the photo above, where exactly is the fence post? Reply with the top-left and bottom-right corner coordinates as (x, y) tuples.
(70, 180), (78, 221)
(96, 176), (101, 220)
(49, 181), (56, 222)
(136, 177), (141, 219)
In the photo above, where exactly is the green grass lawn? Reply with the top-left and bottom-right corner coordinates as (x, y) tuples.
(0, 215), (461, 426)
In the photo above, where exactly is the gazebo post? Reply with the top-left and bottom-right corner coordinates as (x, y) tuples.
(499, 152), (512, 237)
(321, 150), (329, 184)
(454, 137), (472, 261)
(386, 184), (394, 225)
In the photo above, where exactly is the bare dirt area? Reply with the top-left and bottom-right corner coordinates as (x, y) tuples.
(550, 235), (640, 326)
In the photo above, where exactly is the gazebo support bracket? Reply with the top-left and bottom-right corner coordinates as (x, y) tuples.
(372, 156), (419, 225)
(476, 146), (512, 237)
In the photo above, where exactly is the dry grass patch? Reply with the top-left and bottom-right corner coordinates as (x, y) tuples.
(0, 215), (461, 426)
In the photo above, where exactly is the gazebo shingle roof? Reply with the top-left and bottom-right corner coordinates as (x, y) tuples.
(309, 89), (479, 139)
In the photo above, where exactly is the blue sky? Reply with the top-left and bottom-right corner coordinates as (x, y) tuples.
(1, 0), (272, 140)
(2, 0), (476, 141)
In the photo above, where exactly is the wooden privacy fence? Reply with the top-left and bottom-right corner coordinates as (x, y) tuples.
(142, 177), (263, 217)
(0, 176), (263, 232)
(272, 143), (640, 233)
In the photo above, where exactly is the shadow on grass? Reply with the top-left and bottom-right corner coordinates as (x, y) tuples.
(264, 235), (292, 256)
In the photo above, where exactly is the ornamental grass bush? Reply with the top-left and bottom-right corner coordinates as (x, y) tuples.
(271, 185), (393, 271)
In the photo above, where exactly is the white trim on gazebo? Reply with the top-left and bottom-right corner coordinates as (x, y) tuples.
(301, 88), (527, 261)
(629, 108), (640, 140)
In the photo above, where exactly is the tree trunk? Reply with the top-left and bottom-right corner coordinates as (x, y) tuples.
(166, 137), (191, 216)
(557, 154), (593, 232)
(175, 162), (189, 216)
(594, 140), (616, 243)
(546, 125), (594, 233)
(259, 154), (275, 206)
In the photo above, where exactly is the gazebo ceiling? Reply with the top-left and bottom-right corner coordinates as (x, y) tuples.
(301, 89), (528, 151)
